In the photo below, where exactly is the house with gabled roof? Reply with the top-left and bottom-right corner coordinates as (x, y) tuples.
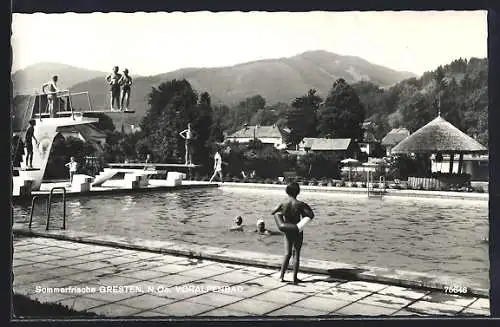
(226, 124), (287, 149)
(381, 127), (411, 156)
(295, 137), (360, 159)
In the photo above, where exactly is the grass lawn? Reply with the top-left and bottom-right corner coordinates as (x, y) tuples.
(12, 293), (104, 319)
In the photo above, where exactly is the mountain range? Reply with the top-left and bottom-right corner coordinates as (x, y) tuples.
(12, 50), (416, 129)
(12, 62), (108, 96)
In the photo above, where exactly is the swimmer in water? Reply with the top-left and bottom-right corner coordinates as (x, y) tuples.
(271, 182), (315, 284)
(255, 219), (279, 235)
(230, 216), (244, 231)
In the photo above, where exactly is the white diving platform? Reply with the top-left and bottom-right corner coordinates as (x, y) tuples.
(12, 90), (137, 194)
(92, 163), (201, 187)
(107, 163), (201, 168)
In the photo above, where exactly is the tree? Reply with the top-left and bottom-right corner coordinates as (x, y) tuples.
(317, 79), (365, 140)
(139, 79), (199, 163)
(352, 81), (388, 117)
(400, 93), (434, 133)
(249, 109), (278, 126)
(192, 92), (214, 170)
(284, 89), (322, 146)
(211, 105), (229, 142)
(228, 95), (267, 132)
(370, 113), (391, 142)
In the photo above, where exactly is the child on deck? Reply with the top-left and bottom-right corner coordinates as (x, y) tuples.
(65, 157), (78, 184)
(271, 182), (315, 284)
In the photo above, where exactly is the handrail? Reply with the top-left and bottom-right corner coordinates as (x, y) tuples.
(67, 90), (74, 119)
(86, 91), (94, 112)
(367, 171), (385, 198)
(46, 187), (67, 230)
(28, 195), (42, 229)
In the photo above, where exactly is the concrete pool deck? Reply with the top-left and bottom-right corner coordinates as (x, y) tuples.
(13, 180), (217, 202)
(12, 230), (489, 318)
(13, 179), (488, 202)
(218, 182), (489, 201)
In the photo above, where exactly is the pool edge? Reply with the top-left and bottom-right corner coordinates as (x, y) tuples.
(12, 227), (489, 299)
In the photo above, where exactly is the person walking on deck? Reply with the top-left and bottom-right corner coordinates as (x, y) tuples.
(24, 120), (39, 169)
(106, 66), (122, 110)
(179, 123), (196, 165)
(41, 75), (60, 117)
(209, 148), (224, 183)
(119, 68), (132, 111)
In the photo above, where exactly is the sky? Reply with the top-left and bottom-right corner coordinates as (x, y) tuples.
(11, 11), (487, 76)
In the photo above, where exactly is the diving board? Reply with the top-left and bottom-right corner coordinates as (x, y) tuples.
(108, 163), (201, 168)
(92, 167), (165, 187)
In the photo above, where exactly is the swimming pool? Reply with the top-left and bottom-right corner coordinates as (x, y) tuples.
(13, 187), (489, 288)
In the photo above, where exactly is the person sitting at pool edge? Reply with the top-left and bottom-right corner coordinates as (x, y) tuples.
(271, 182), (315, 284)
(230, 216), (243, 231)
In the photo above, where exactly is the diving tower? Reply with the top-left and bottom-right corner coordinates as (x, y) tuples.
(13, 90), (135, 193)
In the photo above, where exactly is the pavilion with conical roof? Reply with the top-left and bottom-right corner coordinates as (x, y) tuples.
(392, 115), (487, 175)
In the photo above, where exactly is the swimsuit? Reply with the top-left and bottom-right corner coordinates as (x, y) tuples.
(108, 73), (122, 96)
(214, 153), (222, 171)
(121, 75), (132, 91)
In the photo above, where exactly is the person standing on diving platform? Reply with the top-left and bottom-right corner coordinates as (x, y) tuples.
(41, 75), (60, 117)
(119, 68), (132, 111)
(106, 66), (122, 111)
(179, 123), (196, 165)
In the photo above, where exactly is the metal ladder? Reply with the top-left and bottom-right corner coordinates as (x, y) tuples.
(367, 172), (386, 198)
(28, 187), (67, 230)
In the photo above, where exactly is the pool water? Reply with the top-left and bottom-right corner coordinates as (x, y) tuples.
(13, 187), (489, 288)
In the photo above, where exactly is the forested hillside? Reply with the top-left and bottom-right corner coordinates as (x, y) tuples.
(219, 57), (488, 145)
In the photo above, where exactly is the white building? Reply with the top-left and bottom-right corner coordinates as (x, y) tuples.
(226, 124), (287, 149)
